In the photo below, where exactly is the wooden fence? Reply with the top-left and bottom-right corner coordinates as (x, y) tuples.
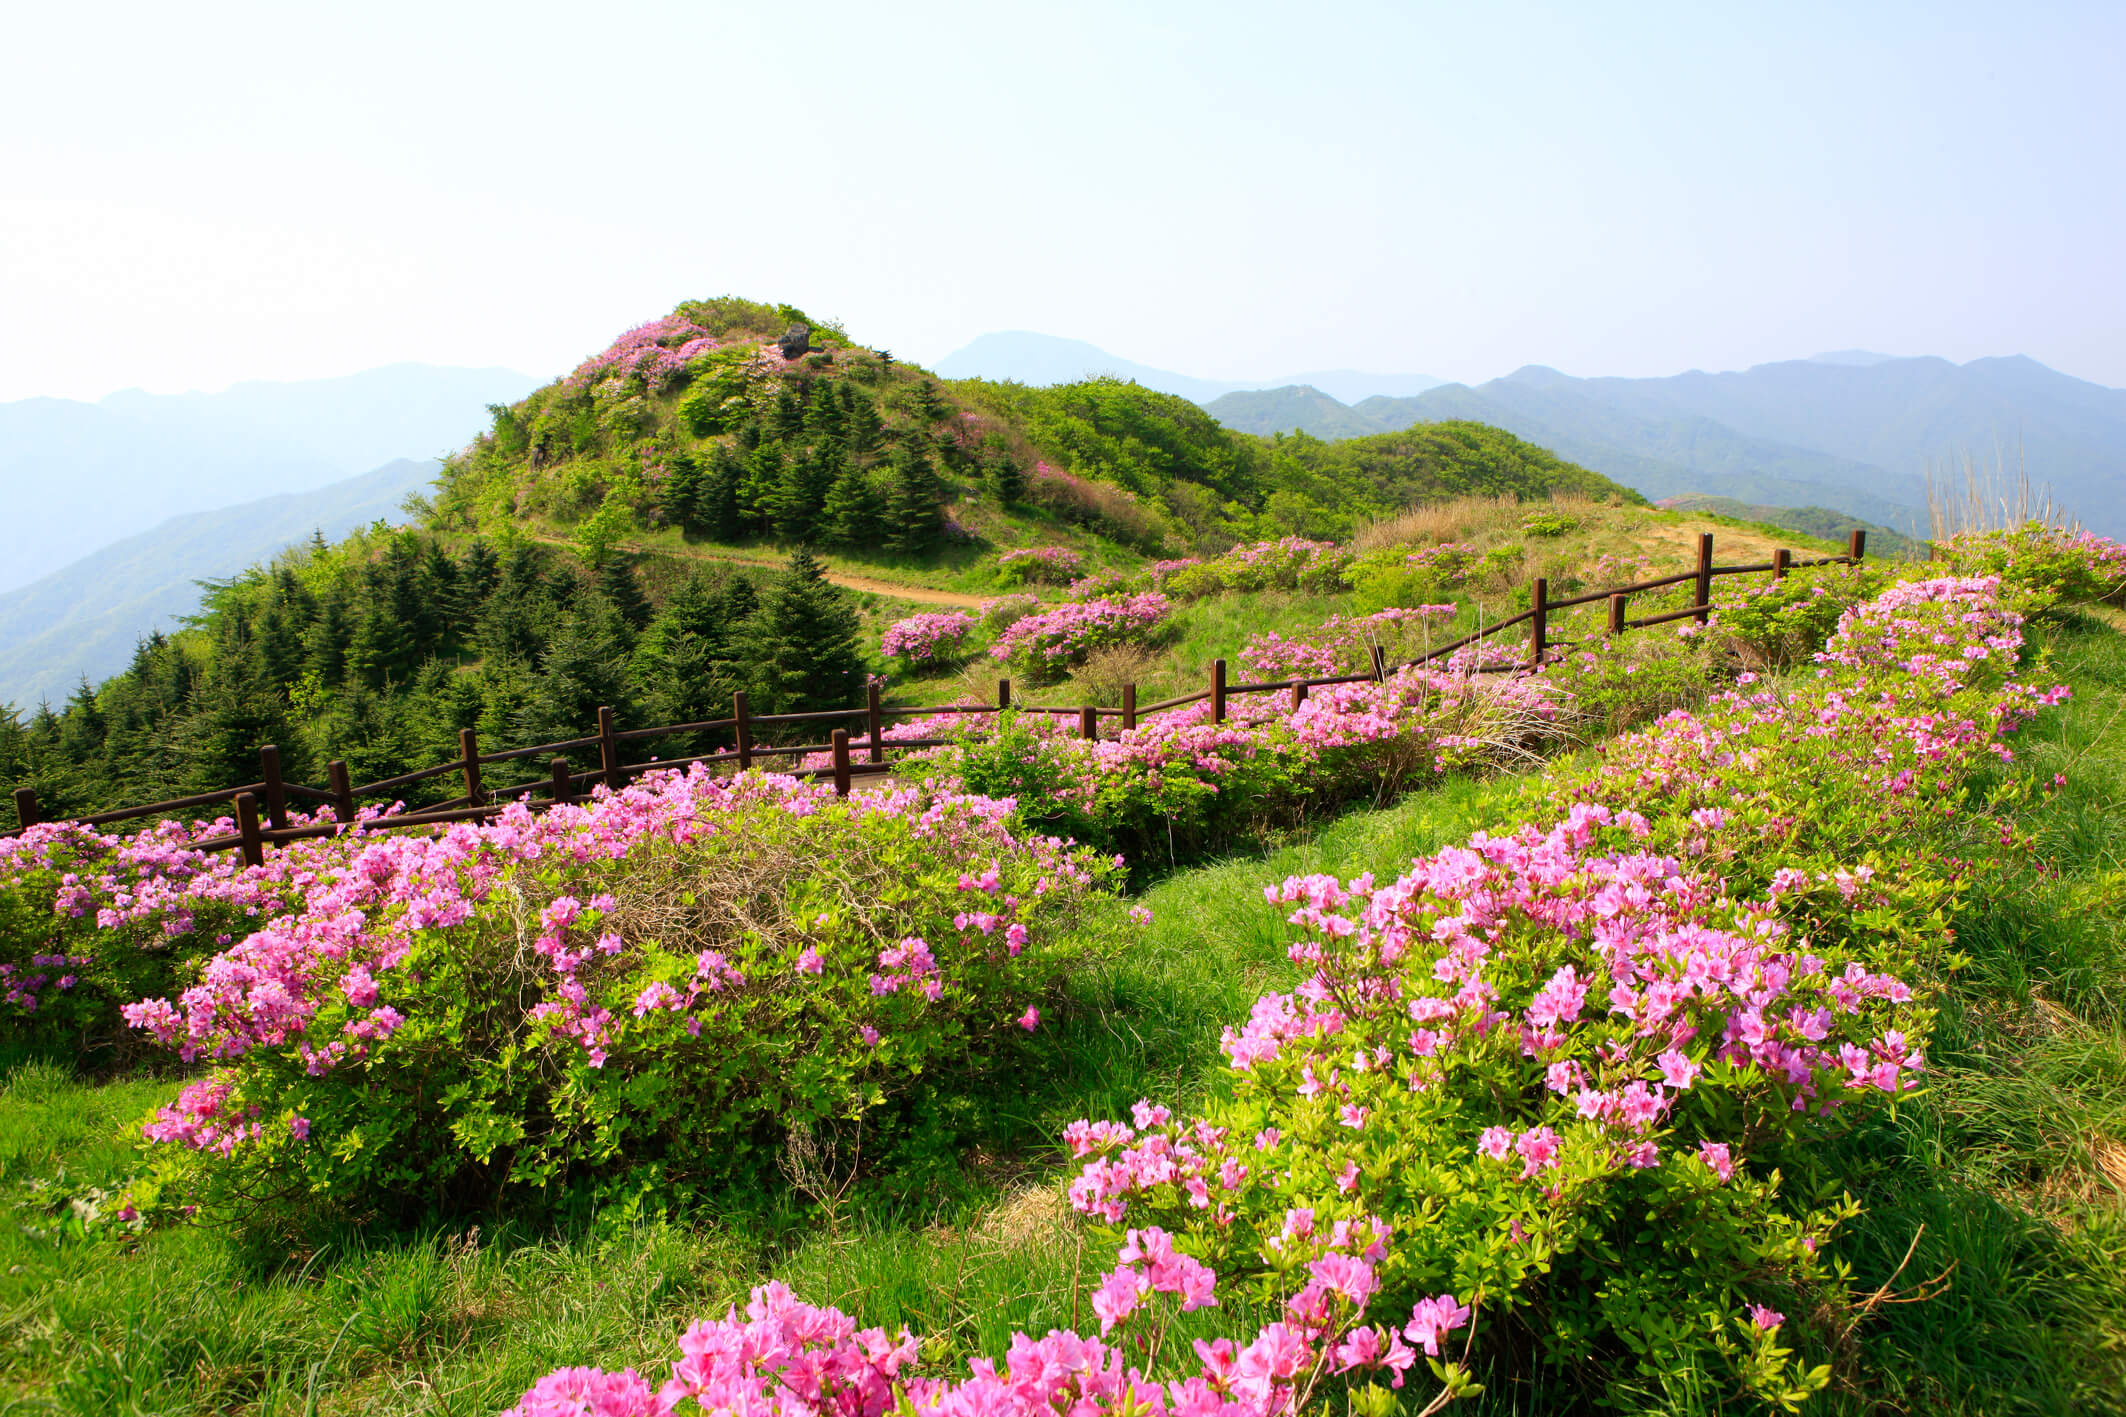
(4, 531), (1864, 864)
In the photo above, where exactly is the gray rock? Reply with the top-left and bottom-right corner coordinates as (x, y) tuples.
(777, 324), (811, 360)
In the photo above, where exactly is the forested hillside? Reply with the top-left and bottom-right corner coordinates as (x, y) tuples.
(1, 296), (1641, 821)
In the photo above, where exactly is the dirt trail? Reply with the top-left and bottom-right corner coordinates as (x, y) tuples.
(538, 536), (990, 608)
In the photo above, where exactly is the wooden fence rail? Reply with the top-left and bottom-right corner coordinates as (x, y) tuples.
(5, 531), (1863, 863)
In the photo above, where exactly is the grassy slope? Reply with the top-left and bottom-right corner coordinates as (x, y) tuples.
(9, 601), (2113, 1416)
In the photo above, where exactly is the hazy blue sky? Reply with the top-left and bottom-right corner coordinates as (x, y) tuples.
(4, 0), (2121, 401)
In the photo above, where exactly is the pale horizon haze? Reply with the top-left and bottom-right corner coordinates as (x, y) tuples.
(3, 0), (2123, 403)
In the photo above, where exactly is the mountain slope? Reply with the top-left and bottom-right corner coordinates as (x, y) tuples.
(0, 460), (441, 709)
(1, 364), (538, 591)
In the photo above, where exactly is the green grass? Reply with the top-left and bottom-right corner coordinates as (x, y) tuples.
(1811, 607), (2126, 1415)
(5, 612), (2123, 1415)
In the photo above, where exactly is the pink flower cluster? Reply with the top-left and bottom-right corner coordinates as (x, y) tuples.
(507, 1258), (1467, 1417)
(990, 594), (1172, 674)
(110, 767), (1104, 1151)
(1239, 607), (1457, 679)
(997, 547), (1087, 584)
(0, 951), (87, 1012)
(882, 612), (976, 664)
(565, 315), (724, 392)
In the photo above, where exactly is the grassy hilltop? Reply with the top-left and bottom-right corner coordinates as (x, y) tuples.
(2, 297), (1655, 823)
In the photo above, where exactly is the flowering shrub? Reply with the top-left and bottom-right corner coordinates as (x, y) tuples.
(565, 315), (725, 393)
(1162, 540), (1355, 599)
(995, 547), (1087, 586)
(881, 611), (976, 666)
(1708, 562), (1886, 667)
(978, 593), (1043, 635)
(0, 817), (305, 1058)
(990, 595), (1173, 681)
(1239, 607), (1459, 679)
(1057, 573), (2063, 1408)
(1934, 521), (2126, 610)
(109, 770), (1121, 1225)
(506, 1264), (1476, 1417)
(924, 668), (1566, 863)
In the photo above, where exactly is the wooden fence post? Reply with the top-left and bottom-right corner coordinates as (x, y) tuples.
(1849, 528), (1867, 562)
(1291, 680), (1308, 711)
(459, 727), (484, 807)
(831, 729), (851, 797)
(597, 706), (622, 791)
(1371, 644), (1387, 681)
(1211, 658), (1227, 724)
(550, 756), (574, 805)
(235, 791), (264, 868)
(867, 681), (884, 764)
(1122, 683), (1136, 731)
(258, 745), (288, 830)
(1080, 705), (1097, 740)
(997, 678), (1012, 711)
(1773, 548), (1791, 581)
(328, 760), (355, 823)
(1694, 533), (1714, 624)
(1608, 593), (1627, 635)
(12, 787), (37, 830)
(733, 690), (753, 772)
(1528, 578), (1548, 670)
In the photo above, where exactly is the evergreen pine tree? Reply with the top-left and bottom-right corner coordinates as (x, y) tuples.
(305, 592), (353, 685)
(517, 595), (635, 744)
(769, 386), (806, 442)
(819, 463), (885, 548)
(663, 449), (704, 531)
(844, 392), (885, 460)
(911, 380), (948, 424)
(988, 451), (1028, 504)
(752, 550), (863, 713)
(770, 448), (825, 543)
(598, 556), (654, 634)
(700, 444), (745, 541)
(883, 445), (946, 555)
(743, 443), (786, 533)
(181, 627), (295, 791)
(803, 385), (846, 443)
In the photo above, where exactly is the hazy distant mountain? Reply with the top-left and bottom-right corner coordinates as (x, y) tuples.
(0, 459), (438, 709)
(1808, 350), (1902, 367)
(1209, 355), (2126, 537)
(0, 363), (537, 592)
(934, 331), (1444, 406)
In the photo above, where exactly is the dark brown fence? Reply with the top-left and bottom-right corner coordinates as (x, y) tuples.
(5, 531), (1863, 863)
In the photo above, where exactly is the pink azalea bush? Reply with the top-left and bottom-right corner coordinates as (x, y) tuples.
(920, 666), (1567, 861)
(565, 315), (726, 393)
(504, 1262), (1477, 1417)
(1933, 521), (2126, 609)
(882, 611), (977, 666)
(995, 547), (1088, 586)
(107, 769), (1122, 1224)
(1239, 607), (1459, 679)
(1056, 573), (2062, 1407)
(1162, 540), (1355, 598)
(990, 595), (1173, 681)
(0, 813), (347, 1054)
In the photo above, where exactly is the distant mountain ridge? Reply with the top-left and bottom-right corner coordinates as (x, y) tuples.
(934, 331), (1445, 406)
(1209, 355), (2126, 537)
(0, 460), (439, 709)
(0, 363), (539, 592)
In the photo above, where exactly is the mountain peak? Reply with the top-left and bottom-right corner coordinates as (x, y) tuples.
(1807, 350), (1901, 366)
(1501, 364), (1575, 387)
